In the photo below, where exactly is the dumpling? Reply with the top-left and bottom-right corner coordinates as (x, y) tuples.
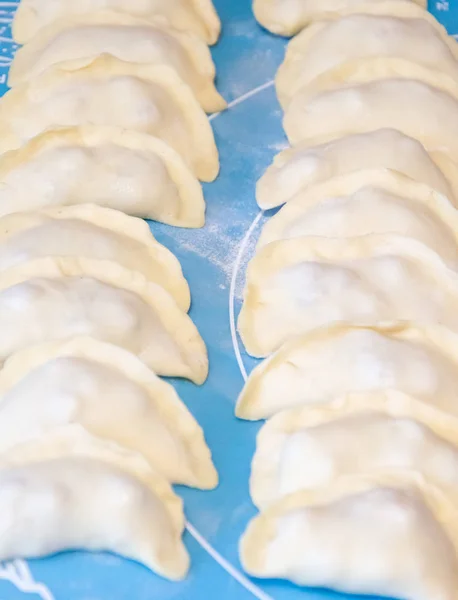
(257, 130), (455, 209)
(253, 0), (427, 36)
(0, 457), (189, 579)
(276, 12), (458, 106)
(251, 390), (458, 508)
(12, 0), (221, 45)
(0, 336), (217, 488)
(298, 56), (458, 106)
(0, 205), (190, 310)
(7, 11), (225, 112)
(257, 176), (458, 269)
(0, 257), (207, 383)
(236, 321), (458, 419)
(284, 79), (458, 161)
(239, 234), (458, 357)
(0, 423), (184, 526)
(0, 126), (205, 225)
(240, 475), (458, 598)
(0, 58), (219, 182)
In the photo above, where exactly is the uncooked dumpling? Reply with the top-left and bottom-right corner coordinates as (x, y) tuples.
(0, 205), (190, 310)
(257, 178), (458, 269)
(257, 130), (455, 209)
(7, 11), (225, 112)
(0, 336), (217, 488)
(236, 321), (458, 419)
(298, 57), (458, 106)
(251, 391), (458, 508)
(0, 424), (184, 526)
(253, 0), (427, 36)
(240, 476), (458, 599)
(0, 126), (205, 225)
(0, 58), (219, 182)
(13, 0), (221, 45)
(239, 234), (458, 356)
(0, 457), (189, 579)
(284, 79), (458, 162)
(0, 257), (207, 383)
(276, 12), (458, 106)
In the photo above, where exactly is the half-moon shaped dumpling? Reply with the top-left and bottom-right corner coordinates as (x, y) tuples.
(276, 11), (458, 106)
(0, 257), (207, 383)
(240, 476), (458, 598)
(0, 457), (189, 579)
(299, 57), (458, 105)
(239, 234), (458, 356)
(257, 177), (458, 268)
(12, 0), (221, 45)
(236, 321), (458, 419)
(0, 58), (219, 182)
(0, 126), (205, 225)
(251, 390), (458, 508)
(253, 0), (427, 36)
(0, 204), (190, 310)
(257, 130), (455, 209)
(0, 336), (217, 488)
(284, 79), (458, 162)
(0, 423), (184, 527)
(7, 11), (226, 112)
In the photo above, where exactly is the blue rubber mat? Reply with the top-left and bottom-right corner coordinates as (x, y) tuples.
(0, 1), (455, 599)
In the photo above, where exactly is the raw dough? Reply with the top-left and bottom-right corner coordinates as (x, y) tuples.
(257, 130), (455, 209)
(236, 322), (458, 419)
(239, 235), (458, 356)
(240, 475), (458, 599)
(0, 257), (208, 383)
(0, 457), (189, 579)
(276, 12), (458, 105)
(253, 0), (428, 36)
(284, 79), (458, 163)
(0, 126), (206, 225)
(0, 336), (217, 488)
(257, 175), (458, 269)
(7, 11), (225, 112)
(13, 0), (221, 45)
(0, 204), (190, 310)
(251, 391), (458, 507)
(0, 58), (219, 182)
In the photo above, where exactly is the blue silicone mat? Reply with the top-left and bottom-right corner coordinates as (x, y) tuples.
(0, 1), (456, 599)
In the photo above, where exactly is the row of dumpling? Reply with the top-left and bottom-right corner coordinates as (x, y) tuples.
(237, 1), (458, 598)
(0, 0), (227, 226)
(0, 0), (224, 581)
(0, 204), (218, 579)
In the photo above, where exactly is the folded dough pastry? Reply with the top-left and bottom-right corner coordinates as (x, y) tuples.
(239, 234), (458, 356)
(0, 127), (205, 225)
(240, 475), (458, 599)
(7, 11), (225, 112)
(297, 57), (458, 106)
(251, 390), (458, 508)
(0, 205), (190, 310)
(12, 0), (221, 45)
(0, 257), (207, 383)
(276, 12), (458, 106)
(0, 424), (184, 526)
(0, 457), (189, 579)
(257, 175), (458, 269)
(284, 79), (458, 162)
(0, 336), (217, 488)
(236, 321), (458, 419)
(253, 0), (427, 36)
(257, 130), (455, 209)
(0, 58), (219, 182)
